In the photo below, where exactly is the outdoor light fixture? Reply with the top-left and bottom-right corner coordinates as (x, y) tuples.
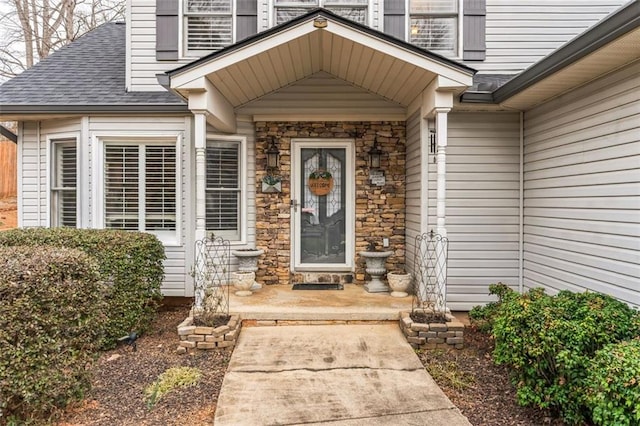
(266, 138), (280, 170)
(368, 143), (382, 169)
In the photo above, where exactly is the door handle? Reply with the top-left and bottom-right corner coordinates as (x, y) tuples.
(290, 199), (299, 212)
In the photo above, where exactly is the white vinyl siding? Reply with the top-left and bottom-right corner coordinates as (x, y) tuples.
(522, 62), (640, 308)
(206, 140), (242, 240)
(404, 110), (423, 279)
(409, 0), (458, 56)
(51, 140), (77, 227)
(274, 0), (369, 25)
(468, 0), (626, 73)
(429, 112), (521, 310)
(184, 0), (233, 54)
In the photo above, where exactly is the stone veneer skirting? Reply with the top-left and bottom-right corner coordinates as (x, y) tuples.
(254, 121), (406, 286)
(399, 311), (465, 350)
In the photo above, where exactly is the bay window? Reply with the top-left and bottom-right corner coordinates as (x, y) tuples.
(51, 139), (77, 227)
(410, 0), (458, 56)
(103, 142), (177, 240)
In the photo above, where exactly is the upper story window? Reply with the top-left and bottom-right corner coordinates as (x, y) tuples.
(184, 0), (233, 54)
(274, 0), (368, 26)
(51, 139), (77, 228)
(409, 0), (458, 56)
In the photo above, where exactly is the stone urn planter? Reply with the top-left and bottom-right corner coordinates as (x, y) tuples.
(232, 248), (264, 290)
(233, 271), (255, 296)
(387, 271), (411, 297)
(359, 250), (393, 293)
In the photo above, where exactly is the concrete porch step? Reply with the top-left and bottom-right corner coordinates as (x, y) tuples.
(228, 283), (413, 321)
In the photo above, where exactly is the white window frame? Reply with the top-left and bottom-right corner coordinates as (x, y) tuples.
(271, 0), (370, 27)
(205, 134), (247, 244)
(93, 133), (182, 246)
(407, 0), (461, 57)
(47, 134), (79, 228)
(182, 0), (235, 57)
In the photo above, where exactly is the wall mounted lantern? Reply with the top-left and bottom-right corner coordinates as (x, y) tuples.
(266, 138), (280, 170)
(368, 142), (382, 169)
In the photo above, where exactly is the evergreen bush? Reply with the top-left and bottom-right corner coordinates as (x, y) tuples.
(0, 228), (165, 347)
(0, 246), (107, 420)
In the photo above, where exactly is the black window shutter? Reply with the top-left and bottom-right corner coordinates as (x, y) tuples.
(237, 0), (258, 42)
(463, 0), (486, 61)
(156, 0), (179, 61)
(384, 0), (405, 40)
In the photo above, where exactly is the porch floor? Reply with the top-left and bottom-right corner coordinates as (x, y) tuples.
(228, 283), (412, 321)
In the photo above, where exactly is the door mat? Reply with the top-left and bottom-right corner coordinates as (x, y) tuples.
(292, 283), (344, 290)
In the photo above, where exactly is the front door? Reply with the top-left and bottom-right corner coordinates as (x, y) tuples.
(291, 140), (354, 271)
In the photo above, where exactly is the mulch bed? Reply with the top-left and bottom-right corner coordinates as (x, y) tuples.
(417, 325), (565, 426)
(57, 306), (563, 425)
(57, 305), (231, 426)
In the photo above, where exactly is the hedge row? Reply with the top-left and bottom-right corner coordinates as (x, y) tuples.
(472, 285), (640, 425)
(0, 228), (165, 348)
(0, 246), (107, 420)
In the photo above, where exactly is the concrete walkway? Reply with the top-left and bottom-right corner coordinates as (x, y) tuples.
(214, 324), (472, 425)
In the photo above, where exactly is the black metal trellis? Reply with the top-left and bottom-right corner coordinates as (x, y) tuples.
(193, 234), (231, 315)
(412, 230), (449, 315)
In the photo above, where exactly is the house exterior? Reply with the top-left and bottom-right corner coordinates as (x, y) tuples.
(0, 0), (638, 309)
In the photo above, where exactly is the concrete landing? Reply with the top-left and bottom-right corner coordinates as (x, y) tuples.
(214, 324), (471, 425)
(228, 284), (413, 321)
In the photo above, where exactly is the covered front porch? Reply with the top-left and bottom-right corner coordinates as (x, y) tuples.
(227, 283), (413, 321)
(166, 9), (476, 306)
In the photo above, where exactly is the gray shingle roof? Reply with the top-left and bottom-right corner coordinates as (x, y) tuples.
(0, 22), (186, 113)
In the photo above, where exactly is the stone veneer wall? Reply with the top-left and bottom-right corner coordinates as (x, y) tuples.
(254, 121), (406, 285)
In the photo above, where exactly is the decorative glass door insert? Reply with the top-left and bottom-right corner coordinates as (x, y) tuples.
(292, 141), (353, 270)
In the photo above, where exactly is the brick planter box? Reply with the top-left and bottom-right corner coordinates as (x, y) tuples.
(399, 311), (465, 349)
(176, 313), (241, 353)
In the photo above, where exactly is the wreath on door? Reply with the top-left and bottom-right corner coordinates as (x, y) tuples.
(308, 169), (333, 196)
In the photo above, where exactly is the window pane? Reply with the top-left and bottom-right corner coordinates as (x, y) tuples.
(145, 146), (177, 231)
(410, 17), (457, 54)
(52, 142), (76, 227)
(326, 7), (367, 24)
(105, 146), (139, 230)
(187, 16), (232, 51)
(410, 0), (457, 14)
(274, 0), (318, 5)
(206, 142), (240, 238)
(186, 0), (231, 13)
(275, 8), (312, 25)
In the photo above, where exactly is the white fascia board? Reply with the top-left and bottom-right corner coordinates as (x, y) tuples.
(170, 21), (318, 89)
(323, 23), (473, 87)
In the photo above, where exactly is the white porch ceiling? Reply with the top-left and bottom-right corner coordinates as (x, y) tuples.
(170, 15), (474, 111)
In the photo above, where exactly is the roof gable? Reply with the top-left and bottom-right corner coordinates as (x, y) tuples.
(168, 8), (475, 109)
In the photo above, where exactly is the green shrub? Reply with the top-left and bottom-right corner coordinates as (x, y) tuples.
(492, 288), (640, 424)
(0, 246), (107, 420)
(468, 282), (515, 332)
(0, 228), (165, 347)
(586, 339), (640, 426)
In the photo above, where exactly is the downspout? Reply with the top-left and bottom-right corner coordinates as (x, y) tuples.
(518, 112), (524, 294)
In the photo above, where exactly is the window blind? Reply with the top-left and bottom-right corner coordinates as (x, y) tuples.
(206, 142), (240, 239)
(52, 141), (77, 227)
(105, 144), (177, 232)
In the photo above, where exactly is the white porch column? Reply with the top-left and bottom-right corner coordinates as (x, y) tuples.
(194, 112), (207, 243)
(435, 107), (450, 237)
